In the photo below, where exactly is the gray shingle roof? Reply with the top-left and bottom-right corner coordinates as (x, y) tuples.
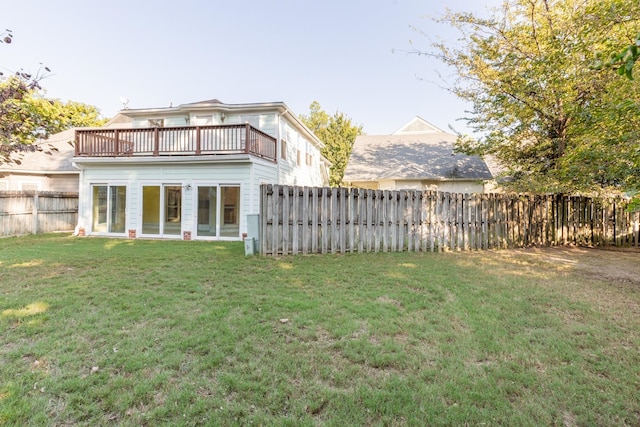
(0, 129), (77, 173)
(343, 119), (493, 182)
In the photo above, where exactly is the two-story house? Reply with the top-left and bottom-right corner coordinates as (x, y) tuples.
(73, 99), (330, 241)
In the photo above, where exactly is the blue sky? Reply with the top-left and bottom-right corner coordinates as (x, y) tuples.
(3, 0), (498, 135)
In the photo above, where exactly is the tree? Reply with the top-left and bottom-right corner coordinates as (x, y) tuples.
(601, 33), (640, 80)
(423, 0), (640, 196)
(300, 101), (363, 186)
(1, 29), (105, 162)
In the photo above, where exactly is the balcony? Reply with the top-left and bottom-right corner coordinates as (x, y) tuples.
(75, 124), (277, 162)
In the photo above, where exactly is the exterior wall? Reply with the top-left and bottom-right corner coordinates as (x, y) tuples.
(347, 181), (378, 190)
(0, 173), (79, 192)
(348, 179), (487, 194)
(378, 180), (396, 190)
(77, 160), (277, 240)
(132, 112), (280, 139)
(125, 107), (327, 187)
(432, 180), (485, 194)
(277, 117), (326, 187)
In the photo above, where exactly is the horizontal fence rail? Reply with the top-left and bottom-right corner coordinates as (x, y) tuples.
(75, 124), (277, 161)
(260, 185), (640, 255)
(0, 191), (79, 237)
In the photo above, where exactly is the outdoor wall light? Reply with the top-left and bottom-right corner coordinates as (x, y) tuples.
(183, 184), (192, 190)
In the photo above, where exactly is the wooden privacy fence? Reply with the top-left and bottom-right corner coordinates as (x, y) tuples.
(0, 191), (79, 237)
(260, 185), (640, 255)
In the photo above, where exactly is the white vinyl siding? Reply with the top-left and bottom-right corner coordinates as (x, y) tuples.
(225, 113), (277, 137)
(77, 160), (277, 239)
(277, 118), (326, 187)
(0, 174), (78, 192)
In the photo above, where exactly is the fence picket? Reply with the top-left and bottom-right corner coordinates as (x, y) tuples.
(1, 191), (78, 237)
(259, 185), (638, 255)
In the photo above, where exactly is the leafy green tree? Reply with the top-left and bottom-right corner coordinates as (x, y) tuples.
(601, 33), (640, 80)
(425, 0), (640, 196)
(1, 29), (105, 162)
(300, 101), (363, 186)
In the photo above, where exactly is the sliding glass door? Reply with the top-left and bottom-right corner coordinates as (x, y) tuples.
(92, 185), (126, 233)
(142, 184), (182, 236)
(196, 185), (240, 239)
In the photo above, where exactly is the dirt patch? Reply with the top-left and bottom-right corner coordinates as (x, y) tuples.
(495, 246), (640, 321)
(507, 246), (640, 287)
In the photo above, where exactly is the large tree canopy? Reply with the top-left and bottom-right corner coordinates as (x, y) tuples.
(1, 29), (105, 162)
(300, 101), (362, 187)
(428, 0), (640, 196)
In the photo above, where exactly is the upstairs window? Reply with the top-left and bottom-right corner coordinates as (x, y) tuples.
(296, 149), (302, 166)
(148, 119), (164, 128)
(306, 152), (312, 166)
(280, 139), (287, 160)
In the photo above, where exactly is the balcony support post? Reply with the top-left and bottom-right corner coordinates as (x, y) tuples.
(153, 128), (159, 156)
(196, 126), (201, 155)
(245, 123), (250, 154)
(114, 130), (120, 156)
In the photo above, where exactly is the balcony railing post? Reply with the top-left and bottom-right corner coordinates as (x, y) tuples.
(245, 123), (251, 154)
(196, 126), (201, 155)
(153, 128), (160, 156)
(74, 131), (80, 156)
(114, 129), (120, 156)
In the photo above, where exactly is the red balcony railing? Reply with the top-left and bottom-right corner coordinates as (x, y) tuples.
(75, 124), (277, 162)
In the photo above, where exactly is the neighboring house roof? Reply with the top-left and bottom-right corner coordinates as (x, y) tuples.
(343, 117), (493, 182)
(0, 129), (77, 174)
(103, 113), (133, 128)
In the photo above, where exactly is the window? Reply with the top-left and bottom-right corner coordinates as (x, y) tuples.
(306, 152), (312, 166)
(280, 139), (287, 160)
(195, 115), (213, 126)
(21, 183), (38, 191)
(0, 181), (8, 191)
(92, 185), (126, 233)
(296, 149), (302, 166)
(148, 118), (164, 128)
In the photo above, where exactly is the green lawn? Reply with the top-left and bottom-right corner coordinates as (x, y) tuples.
(1, 234), (639, 426)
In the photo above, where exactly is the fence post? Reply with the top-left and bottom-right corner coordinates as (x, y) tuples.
(32, 191), (39, 234)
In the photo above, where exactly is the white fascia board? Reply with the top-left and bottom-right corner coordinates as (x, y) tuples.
(72, 154), (256, 166)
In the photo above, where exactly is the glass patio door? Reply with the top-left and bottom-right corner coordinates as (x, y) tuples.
(197, 186), (217, 236)
(92, 185), (126, 233)
(196, 185), (240, 238)
(142, 184), (182, 236)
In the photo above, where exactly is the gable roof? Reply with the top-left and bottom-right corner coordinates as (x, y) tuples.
(0, 129), (78, 174)
(343, 117), (493, 182)
(393, 116), (443, 135)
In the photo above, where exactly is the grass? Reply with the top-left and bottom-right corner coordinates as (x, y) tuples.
(1, 234), (639, 426)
